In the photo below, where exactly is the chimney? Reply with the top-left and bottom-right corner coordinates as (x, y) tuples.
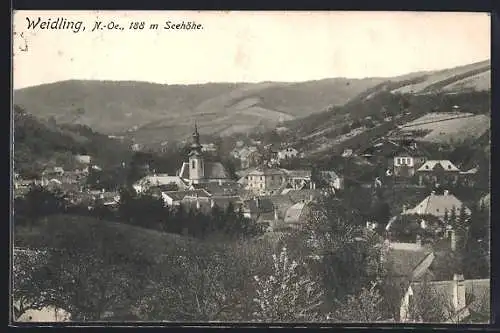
(453, 274), (466, 313)
(451, 229), (457, 251)
(416, 234), (422, 247)
(444, 190), (449, 196)
(402, 204), (407, 213)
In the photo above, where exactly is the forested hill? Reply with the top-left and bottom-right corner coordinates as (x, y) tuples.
(14, 105), (132, 177)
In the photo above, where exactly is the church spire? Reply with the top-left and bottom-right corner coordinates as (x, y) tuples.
(192, 121), (200, 146)
(189, 121), (202, 156)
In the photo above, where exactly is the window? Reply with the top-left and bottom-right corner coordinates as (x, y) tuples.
(397, 158), (402, 165)
(192, 160), (196, 169)
(260, 176), (263, 181)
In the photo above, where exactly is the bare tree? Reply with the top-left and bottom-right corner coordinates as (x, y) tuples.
(251, 246), (324, 322)
(328, 281), (386, 322)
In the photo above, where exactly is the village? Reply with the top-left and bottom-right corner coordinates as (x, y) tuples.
(14, 111), (490, 323)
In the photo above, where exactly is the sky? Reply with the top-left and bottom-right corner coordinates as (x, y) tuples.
(13, 11), (490, 89)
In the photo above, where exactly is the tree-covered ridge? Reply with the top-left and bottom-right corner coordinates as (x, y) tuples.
(14, 105), (132, 177)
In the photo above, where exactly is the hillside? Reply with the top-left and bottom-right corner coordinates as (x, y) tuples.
(13, 105), (132, 177)
(14, 78), (387, 145)
(14, 214), (196, 264)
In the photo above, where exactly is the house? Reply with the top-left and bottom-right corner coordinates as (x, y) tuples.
(74, 154), (92, 165)
(133, 174), (189, 193)
(383, 240), (436, 283)
(162, 189), (212, 207)
(399, 275), (490, 323)
(416, 160), (460, 187)
(393, 154), (426, 178)
(282, 169), (315, 190)
(277, 147), (299, 161)
(178, 125), (232, 185)
(201, 143), (218, 153)
(180, 195), (242, 215)
(245, 167), (288, 195)
(341, 149), (353, 158)
(241, 196), (276, 225)
(278, 197), (315, 231)
(403, 190), (470, 221)
(189, 181), (243, 197)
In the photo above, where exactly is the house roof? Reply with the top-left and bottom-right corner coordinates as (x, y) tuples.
(248, 167), (286, 176)
(417, 160), (460, 172)
(164, 189), (211, 201)
(190, 182), (242, 196)
(283, 169), (312, 178)
(384, 243), (434, 280)
(242, 197), (275, 214)
(179, 162), (230, 180)
(410, 278), (490, 320)
(180, 195), (242, 214)
(404, 192), (470, 217)
(283, 201), (313, 225)
(137, 174), (188, 189)
(266, 195), (296, 219)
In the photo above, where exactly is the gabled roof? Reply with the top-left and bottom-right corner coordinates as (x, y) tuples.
(190, 182), (242, 196)
(384, 243), (434, 280)
(137, 174), (188, 189)
(404, 192), (470, 217)
(179, 162), (230, 180)
(283, 169), (312, 178)
(417, 160), (460, 172)
(283, 201), (313, 225)
(164, 189), (211, 201)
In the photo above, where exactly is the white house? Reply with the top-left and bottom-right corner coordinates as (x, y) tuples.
(277, 147), (299, 161)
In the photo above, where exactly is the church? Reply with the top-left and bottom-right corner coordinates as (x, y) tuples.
(178, 124), (231, 185)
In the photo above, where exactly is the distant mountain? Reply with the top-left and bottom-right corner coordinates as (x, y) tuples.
(13, 60), (490, 145)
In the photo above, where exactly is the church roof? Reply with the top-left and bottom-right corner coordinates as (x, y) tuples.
(205, 162), (230, 179)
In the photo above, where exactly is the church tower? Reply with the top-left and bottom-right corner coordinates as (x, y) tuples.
(188, 122), (205, 183)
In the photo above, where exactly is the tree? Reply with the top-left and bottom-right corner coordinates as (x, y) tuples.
(285, 195), (386, 309)
(12, 249), (61, 321)
(328, 281), (385, 322)
(251, 247), (324, 322)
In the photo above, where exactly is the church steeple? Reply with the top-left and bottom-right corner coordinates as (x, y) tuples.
(189, 121), (202, 155)
(188, 121), (204, 183)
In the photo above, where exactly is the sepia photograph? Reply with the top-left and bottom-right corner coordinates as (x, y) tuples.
(11, 10), (491, 324)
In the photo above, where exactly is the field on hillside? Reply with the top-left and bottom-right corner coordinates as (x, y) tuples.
(398, 112), (490, 144)
(392, 60), (490, 94)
